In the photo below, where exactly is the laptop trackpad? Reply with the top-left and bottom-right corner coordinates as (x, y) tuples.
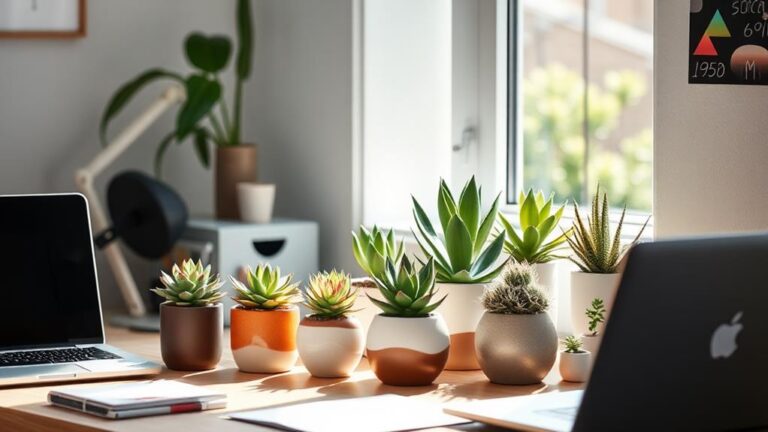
(2, 364), (89, 379)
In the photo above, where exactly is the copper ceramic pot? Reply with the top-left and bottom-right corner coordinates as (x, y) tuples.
(160, 303), (223, 371)
(215, 145), (258, 220)
(230, 305), (300, 373)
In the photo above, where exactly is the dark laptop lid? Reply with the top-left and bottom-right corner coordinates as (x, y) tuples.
(574, 234), (768, 431)
(0, 194), (104, 350)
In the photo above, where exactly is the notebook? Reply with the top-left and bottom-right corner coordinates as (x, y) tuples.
(48, 380), (226, 419)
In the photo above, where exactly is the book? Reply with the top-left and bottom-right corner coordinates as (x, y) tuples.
(48, 380), (226, 419)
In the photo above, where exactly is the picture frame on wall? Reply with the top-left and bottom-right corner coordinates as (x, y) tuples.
(0, 0), (86, 38)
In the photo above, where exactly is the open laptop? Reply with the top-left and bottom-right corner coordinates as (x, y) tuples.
(0, 194), (160, 386)
(446, 233), (768, 431)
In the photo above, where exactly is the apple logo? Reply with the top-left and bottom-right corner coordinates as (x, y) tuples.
(710, 311), (744, 360)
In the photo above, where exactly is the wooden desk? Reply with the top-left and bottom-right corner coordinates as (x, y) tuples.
(0, 326), (583, 432)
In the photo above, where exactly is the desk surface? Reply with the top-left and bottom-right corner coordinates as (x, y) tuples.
(0, 326), (583, 432)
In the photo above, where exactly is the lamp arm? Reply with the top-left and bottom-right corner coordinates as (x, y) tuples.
(75, 84), (186, 317)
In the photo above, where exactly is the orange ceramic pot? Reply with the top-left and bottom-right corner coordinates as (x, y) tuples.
(230, 305), (299, 373)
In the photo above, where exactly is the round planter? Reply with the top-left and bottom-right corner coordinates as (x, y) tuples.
(570, 272), (621, 336)
(559, 351), (591, 383)
(475, 312), (557, 385)
(297, 316), (365, 378)
(230, 305), (299, 373)
(215, 144), (258, 220)
(434, 282), (487, 370)
(366, 313), (449, 386)
(237, 182), (276, 224)
(580, 334), (602, 361)
(533, 262), (559, 329)
(160, 303), (222, 371)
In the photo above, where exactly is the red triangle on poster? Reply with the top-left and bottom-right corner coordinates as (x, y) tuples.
(694, 35), (718, 56)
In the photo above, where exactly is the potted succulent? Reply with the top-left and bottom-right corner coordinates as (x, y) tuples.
(151, 259), (226, 371)
(498, 189), (570, 327)
(229, 264), (301, 373)
(566, 186), (647, 335)
(475, 262), (557, 385)
(581, 298), (606, 355)
(100, 0), (257, 219)
(297, 270), (364, 378)
(366, 257), (449, 386)
(412, 177), (506, 370)
(559, 335), (591, 383)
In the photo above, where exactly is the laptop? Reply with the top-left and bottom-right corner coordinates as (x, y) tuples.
(445, 234), (768, 431)
(0, 194), (160, 387)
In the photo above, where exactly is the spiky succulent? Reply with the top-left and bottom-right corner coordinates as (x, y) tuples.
(481, 261), (549, 314)
(351, 225), (405, 279)
(567, 185), (649, 273)
(562, 335), (584, 353)
(150, 259), (225, 306)
(499, 189), (570, 264)
(303, 270), (360, 319)
(230, 264), (301, 310)
(412, 177), (506, 283)
(586, 297), (606, 336)
(369, 256), (446, 317)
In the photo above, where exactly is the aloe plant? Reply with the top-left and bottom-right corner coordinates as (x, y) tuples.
(368, 256), (445, 317)
(351, 225), (405, 279)
(498, 189), (570, 264)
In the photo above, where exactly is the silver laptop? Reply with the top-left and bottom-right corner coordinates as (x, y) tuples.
(446, 234), (768, 431)
(0, 194), (160, 387)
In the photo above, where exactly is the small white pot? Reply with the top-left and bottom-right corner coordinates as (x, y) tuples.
(570, 272), (621, 336)
(297, 316), (364, 378)
(559, 351), (591, 383)
(237, 182), (276, 223)
(533, 262), (559, 329)
(434, 282), (488, 370)
(580, 334), (602, 361)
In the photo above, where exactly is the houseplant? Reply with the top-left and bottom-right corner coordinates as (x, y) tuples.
(99, 0), (256, 219)
(366, 257), (450, 386)
(498, 189), (569, 326)
(475, 262), (557, 385)
(566, 186), (647, 334)
(297, 270), (364, 378)
(559, 335), (591, 383)
(229, 264), (301, 373)
(412, 177), (506, 370)
(151, 259), (226, 371)
(581, 298), (606, 355)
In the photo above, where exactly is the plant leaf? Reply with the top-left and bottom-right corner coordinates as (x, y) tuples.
(192, 128), (211, 168)
(470, 232), (505, 276)
(444, 215), (473, 272)
(458, 176), (480, 242)
(176, 75), (222, 141)
(236, 0), (253, 80)
(184, 33), (232, 73)
(475, 193), (500, 253)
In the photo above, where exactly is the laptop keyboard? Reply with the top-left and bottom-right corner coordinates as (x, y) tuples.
(0, 347), (121, 367)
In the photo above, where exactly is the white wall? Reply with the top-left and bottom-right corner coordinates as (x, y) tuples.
(654, 0), (768, 237)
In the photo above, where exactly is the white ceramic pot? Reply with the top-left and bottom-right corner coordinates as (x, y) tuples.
(559, 351), (591, 383)
(237, 182), (275, 223)
(533, 262), (559, 329)
(297, 316), (365, 378)
(580, 334), (602, 361)
(366, 313), (450, 386)
(570, 272), (621, 335)
(434, 282), (487, 370)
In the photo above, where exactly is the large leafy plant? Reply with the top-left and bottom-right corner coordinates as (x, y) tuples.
(351, 225), (405, 279)
(412, 177), (506, 284)
(100, 0), (254, 176)
(498, 189), (570, 264)
(369, 257), (446, 317)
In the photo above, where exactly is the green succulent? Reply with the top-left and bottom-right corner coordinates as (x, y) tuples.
(230, 264), (301, 310)
(303, 270), (360, 319)
(369, 256), (446, 317)
(412, 177), (507, 283)
(481, 261), (549, 315)
(562, 335), (584, 353)
(498, 189), (570, 264)
(150, 259), (225, 306)
(586, 297), (606, 336)
(566, 185), (649, 273)
(351, 225), (405, 279)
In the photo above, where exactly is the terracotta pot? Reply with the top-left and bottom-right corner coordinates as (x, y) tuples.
(366, 313), (450, 386)
(475, 312), (557, 385)
(434, 282), (487, 370)
(570, 272), (621, 335)
(215, 145), (258, 220)
(160, 303), (223, 371)
(230, 305), (299, 373)
(533, 262), (559, 329)
(559, 351), (591, 383)
(297, 316), (365, 378)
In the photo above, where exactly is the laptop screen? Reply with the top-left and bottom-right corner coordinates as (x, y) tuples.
(0, 194), (103, 350)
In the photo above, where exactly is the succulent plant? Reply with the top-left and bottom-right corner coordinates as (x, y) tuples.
(481, 261), (549, 314)
(562, 335), (584, 353)
(303, 270), (360, 319)
(412, 177), (507, 283)
(351, 225), (405, 279)
(498, 189), (570, 264)
(369, 256), (446, 317)
(150, 259), (225, 306)
(230, 264), (301, 310)
(586, 297), (606, 336)
(566, 185), (649, 273)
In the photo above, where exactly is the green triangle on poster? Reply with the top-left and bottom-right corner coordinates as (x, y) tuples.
(694, 34), (718, 56)
(705, 10), (731, 37)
